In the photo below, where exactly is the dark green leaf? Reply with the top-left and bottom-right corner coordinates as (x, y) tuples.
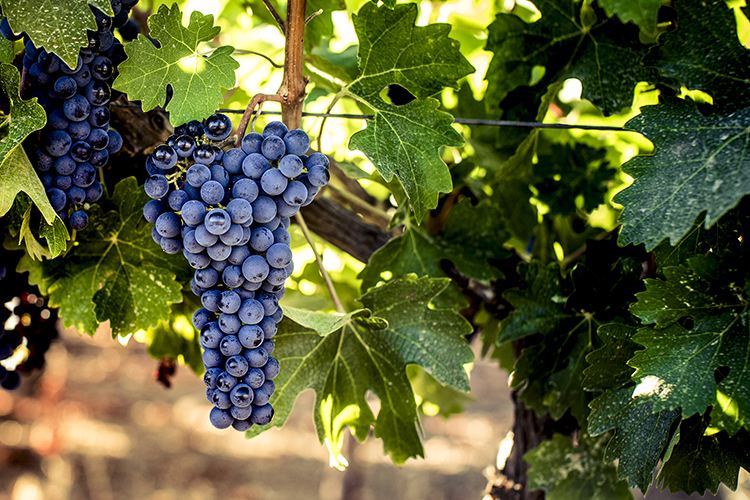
(629, 264), (750, 433)
(511, 311), (594, 422)
(658, 415), (750, 495)
(344, 3), (474, 223)
(615, 97), (750, 249)
(589, 387), (680, 492)
(407, 365), (473, 418)
(22, 178), (186, 337)
(652, 206), (745, 268)
(498, 262), (573, 344)
(531, 141), (616, 216)
(484, 0), (657, 117)
(143, 297), (204, 375)
(359, 199), (511, 290)
(644, 0), (750, 112)
(0, 37), (13, 64)
(305, 0), (346, 50)
(0, 0), (112, 68)
(245, 276), (473, 466)
(598, 0), (662, 38)
(525, 433), (633, 500)
(583, 323), (639, 390)
(0, 64), (54, 222)
(113, 4), (239, 125)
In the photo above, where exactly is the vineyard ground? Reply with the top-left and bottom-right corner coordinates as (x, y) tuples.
(0, 324), (746, 500)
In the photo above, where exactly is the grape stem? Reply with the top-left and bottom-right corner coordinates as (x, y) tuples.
(235, 93), (284, 143)
(295, 212), (346, 314)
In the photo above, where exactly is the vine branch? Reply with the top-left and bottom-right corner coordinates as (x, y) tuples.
(279, 0), (309, 129)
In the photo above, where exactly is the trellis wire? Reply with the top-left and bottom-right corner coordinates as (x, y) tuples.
(110, 104), (632, 132)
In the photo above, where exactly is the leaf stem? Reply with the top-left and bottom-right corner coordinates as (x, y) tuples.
(295, 211), (346, 314)
(230, 49), (283, 68)
(263, 0), (286, 33)
(317, 92), (343, 151)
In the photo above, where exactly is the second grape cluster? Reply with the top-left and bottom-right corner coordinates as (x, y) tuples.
(143, 114), (329, 430)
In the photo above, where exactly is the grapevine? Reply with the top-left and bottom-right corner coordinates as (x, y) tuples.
(0, 0), (749, 498)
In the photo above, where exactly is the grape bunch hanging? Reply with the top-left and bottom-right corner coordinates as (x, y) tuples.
(143, 113), (329, 430)
(0, 0), (140, 231)
(0, 249), (60, 392)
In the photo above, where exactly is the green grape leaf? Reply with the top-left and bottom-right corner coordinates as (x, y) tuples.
(305, 0), (346, 50)
(499, 262), (593, 422)
(511, 312), (594, 423)
(4, 193), (69, 260)
(589, 387), (680, 492)
(407, 365), (473, 418)
(485, 0), (657, 117)
(583, 323), (639, 391)
(142, 297), (204, 374)
(359, 199), (511, 289)
(0, 0), (112, 69)
(525, 433), (633, 500)
(658, 415), (750, 495)
(343, 3), (474, 224)
(498, 262), (573, 344)
(24, 178), (186, 337)
(598, 0), (662, 38)
(628, 264), (750, 434)
(245, 275), (473, 466)
(0, 37), (13, 64)
(652, 208), (744, 268)
(531, 141), (617, 216)
(0, 64), (57, 223)
(644, 0), (750, 112)
(615, 97), (750, 250)
(113, 3), (239, 126)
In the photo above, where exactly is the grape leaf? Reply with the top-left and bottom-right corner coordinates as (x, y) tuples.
(113, 4), (239, 126)
(245, 275), (473, 466)
(525, 433), (632, 500)
(407, 365), (473, 418)
(657, 415), (750, 495)
(21, 178), (186, 337)
(4, 192), (68, 260)
(598, 0), (662, 38)
(305, 0), (346, 51)
(583, 323), (639, 391)
(142, 297), (204, 375)
(615, 97), (750, 249)
(0, 37), (13, 64)
(0, 63), (68, 258)
(343, 3), (474, 224)
(0, 0), (112, 69)
(484, 0), (657, 117)
(589, 387), (680, 492)
(644, 0), (750, 112)
(499, 262), (594, 421)
(498, 262), (573, 344)
(652, 207), (744, 268)
(628, 264), (750, 434)
(359, 199), (511, 290)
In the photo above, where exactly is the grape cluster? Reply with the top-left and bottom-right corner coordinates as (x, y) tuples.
(143, 114), (329, 430)
(0, 250), (60, 392)
(1, 0), (138, 231)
